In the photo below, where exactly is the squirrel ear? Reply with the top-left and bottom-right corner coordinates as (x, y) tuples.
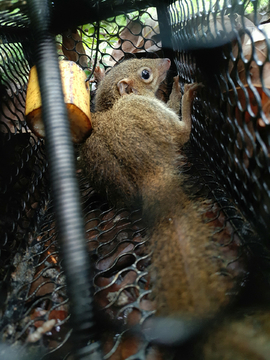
(117, 78), (137, 96)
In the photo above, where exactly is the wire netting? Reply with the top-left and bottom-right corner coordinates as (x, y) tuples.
(168, 0), (270, 240)
(0, 4), (49, 318)
(0, 0), (270, 359)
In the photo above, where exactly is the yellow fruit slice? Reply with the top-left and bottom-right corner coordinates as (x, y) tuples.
(25, 60), (92, 143)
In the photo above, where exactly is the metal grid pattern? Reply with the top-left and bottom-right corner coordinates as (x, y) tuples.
(0, 173), (150, 359)
(0, 1), (269, 359)
(0, 8), (163, 359)
(0, 9), (49, 307)
(0, 164), (247, 360)
(168, 0), (270, 240)
(57, 6), (164, 93)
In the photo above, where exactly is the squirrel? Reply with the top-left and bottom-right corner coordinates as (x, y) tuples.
(80, 58), (241, 318)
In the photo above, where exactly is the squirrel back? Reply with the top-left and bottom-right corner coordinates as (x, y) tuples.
(81, 58), (182, 206)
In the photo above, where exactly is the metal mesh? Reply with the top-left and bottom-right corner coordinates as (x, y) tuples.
(168, 0), (270, 240)
(0, 6), (49, 317)
(56, 6), (164, 92)
(0, 161), (247, 360)
(0, 1), (269, 359)
(0, 6), (163, 359)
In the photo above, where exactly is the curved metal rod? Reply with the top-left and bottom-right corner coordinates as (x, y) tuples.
(26, 1), (103, 359)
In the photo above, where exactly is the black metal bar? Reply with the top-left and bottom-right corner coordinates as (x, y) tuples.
(50, 0), (158, 32)
(26, 1), (103, 359)
(156, 1), (173, 53)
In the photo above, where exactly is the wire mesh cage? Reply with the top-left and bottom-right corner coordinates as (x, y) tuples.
(0, 0), (270, 359)
(168, 0), (270, 239)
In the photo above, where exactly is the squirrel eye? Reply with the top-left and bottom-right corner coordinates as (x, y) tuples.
(141, 69), (150, 80)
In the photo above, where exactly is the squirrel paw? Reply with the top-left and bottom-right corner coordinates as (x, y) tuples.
(170, 75), (182, 101)
(183, 82), (203, 100)
(167, 75), (182, 114)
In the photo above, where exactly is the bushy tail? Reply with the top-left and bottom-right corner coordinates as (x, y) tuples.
(142, 172), (238, 317)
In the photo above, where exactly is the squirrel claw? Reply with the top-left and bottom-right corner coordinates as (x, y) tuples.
(184, 82), (203, 100)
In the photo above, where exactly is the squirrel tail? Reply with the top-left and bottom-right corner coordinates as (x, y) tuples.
(142, 171), (236, 317)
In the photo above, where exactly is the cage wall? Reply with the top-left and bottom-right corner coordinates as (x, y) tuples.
(0, 1), (270, 360)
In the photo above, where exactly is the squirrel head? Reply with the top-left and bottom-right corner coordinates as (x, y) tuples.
(94, 58), (171, 112)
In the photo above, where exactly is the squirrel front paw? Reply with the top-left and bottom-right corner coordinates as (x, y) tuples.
(167, 75), (182, 114)
(170, 75), (182, 102)
(183, 82), (203, 101)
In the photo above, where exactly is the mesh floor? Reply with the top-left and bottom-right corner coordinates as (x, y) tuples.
(0, 152), (249, 359)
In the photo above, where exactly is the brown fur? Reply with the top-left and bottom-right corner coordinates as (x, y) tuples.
(142, 171), (235, 317)
(80, 58), (237, 317)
